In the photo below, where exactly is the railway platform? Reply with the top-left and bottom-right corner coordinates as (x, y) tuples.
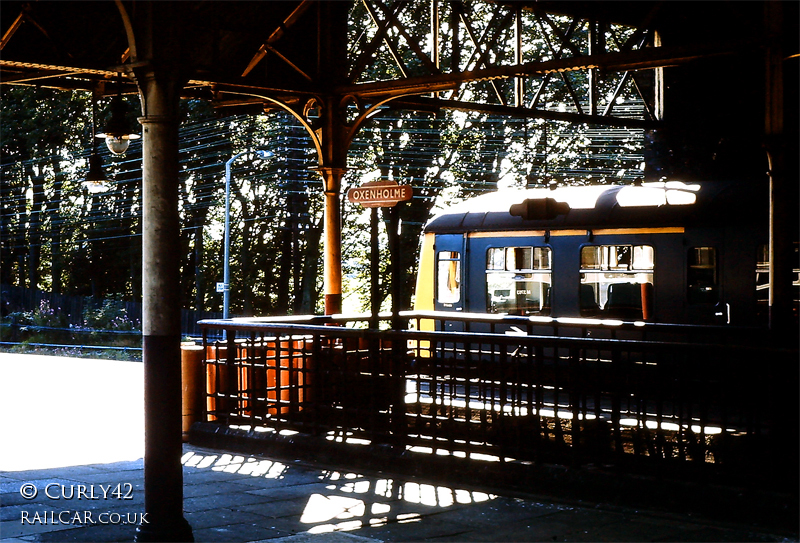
(1, 352), (797, 542)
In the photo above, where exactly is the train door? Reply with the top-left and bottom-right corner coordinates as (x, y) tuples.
(433, 234), (465, 331)
(720, 224), (766, 326)
(684, 230), (726, 324)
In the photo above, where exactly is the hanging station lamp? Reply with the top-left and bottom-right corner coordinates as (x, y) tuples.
(84, 90), (110, 193)
(96, 74), (140, 155)
(84, 153), (109, 191)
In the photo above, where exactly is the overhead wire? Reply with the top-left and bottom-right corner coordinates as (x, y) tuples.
(2, 108), (644, 253)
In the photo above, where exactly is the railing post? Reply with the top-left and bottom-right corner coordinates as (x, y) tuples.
(311, 334), (323, 433)
(201, 330), (209, 423)
(569, 346), (581, 468)
(498, 344), (508, 462)
(390, 330), (406, 448)
(224, 329), (238, 423)
(611, 346), (623, 464)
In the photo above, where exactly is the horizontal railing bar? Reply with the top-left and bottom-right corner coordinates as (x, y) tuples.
(199, 319), (370, 336)
(211, 309), (770, 335)
(218, 312), (398, 326)
(400, 310), (768, 334)
(198, 320), (791, 355)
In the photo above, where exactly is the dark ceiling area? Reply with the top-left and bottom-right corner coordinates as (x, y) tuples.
(0, 2), (326, 98)
(3, 2), (796, 98)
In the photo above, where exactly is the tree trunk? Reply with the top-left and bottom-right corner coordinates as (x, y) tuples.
(299, 221), (322, 314)
(49, 159), (65, 293)
(194, 220), (205, 312)
(277, 217), (292, 313)
(237, 197), (254, 317)
(25, 163), (44, 290)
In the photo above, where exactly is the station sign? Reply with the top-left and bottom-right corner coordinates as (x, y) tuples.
(347, 180), (413, 208)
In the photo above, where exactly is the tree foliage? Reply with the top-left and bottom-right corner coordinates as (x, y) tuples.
(1, 5), (646, 320)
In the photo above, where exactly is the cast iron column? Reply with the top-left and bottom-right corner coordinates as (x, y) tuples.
(764, 1), (795, 336)
(134, 66), (193, 542)
(315, 2), (349, 316)
(319, 166), (345, 315)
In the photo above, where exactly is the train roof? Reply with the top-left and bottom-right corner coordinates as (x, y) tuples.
(424, 180), (768, 234)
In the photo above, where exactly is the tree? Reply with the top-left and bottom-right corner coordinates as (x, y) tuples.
(1, 86), (90, 292)
(1, 2), (648, 323)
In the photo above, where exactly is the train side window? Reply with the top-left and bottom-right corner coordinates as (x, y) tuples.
(436, 251), (461, 304)
(580, 245), (654, 320)
(486, 246), (551, 316)
(687, 247), (718, 304)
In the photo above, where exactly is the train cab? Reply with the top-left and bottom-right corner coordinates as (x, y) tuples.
(414, 180), (796, 327)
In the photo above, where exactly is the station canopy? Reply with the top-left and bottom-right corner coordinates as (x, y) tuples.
(2, 1), (794, 132)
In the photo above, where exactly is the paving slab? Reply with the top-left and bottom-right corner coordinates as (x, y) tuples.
(184, 490), (286, 514)
(31, 522), (136, 543)
(182, 480), (262, 499)
(183, 508), (281, 531)
(0, 517), (85, 542)
(237, 497), (314, 522)
(256, 535), (381, 543)
(190, 522), (291, 543)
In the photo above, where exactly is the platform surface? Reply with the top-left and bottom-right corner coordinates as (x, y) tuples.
(1, 353), (796, 542)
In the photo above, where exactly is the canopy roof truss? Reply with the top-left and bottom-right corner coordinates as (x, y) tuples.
(1, 0), (761, 132)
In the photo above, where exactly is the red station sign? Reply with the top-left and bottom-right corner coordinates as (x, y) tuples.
(347, 180), (413, 208)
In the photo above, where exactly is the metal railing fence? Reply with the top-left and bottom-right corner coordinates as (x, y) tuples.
(197, 312), (797, 491)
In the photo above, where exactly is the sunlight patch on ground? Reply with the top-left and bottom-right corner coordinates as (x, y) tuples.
(181, 450), (497, 536)
(0, 353), (143, 471)
(182, 451), (290, 478)
(304, 474), (494, 535)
